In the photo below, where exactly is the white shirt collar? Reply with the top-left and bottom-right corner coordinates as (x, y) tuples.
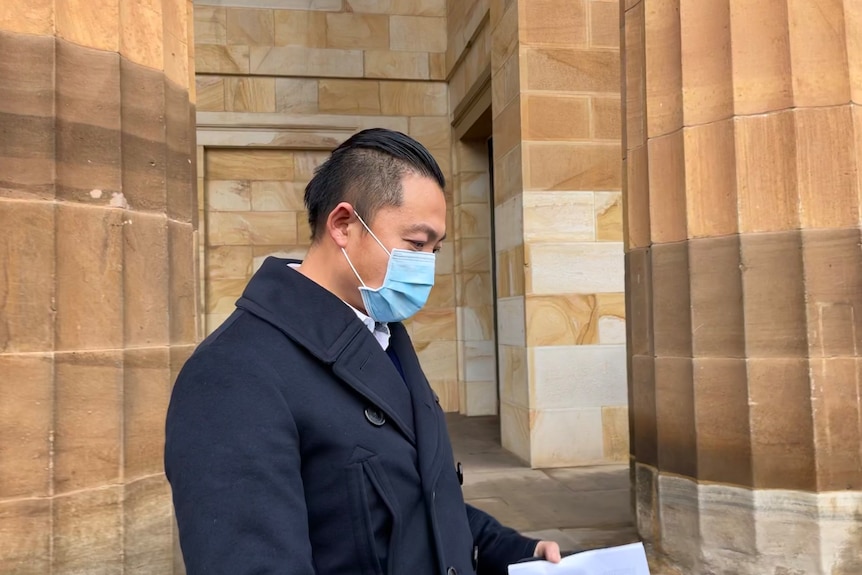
(288, 262), (390, 350)
(343, 302), (391, 350)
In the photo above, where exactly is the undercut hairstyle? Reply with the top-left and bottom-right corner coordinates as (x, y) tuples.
(304, 128), (446, 241)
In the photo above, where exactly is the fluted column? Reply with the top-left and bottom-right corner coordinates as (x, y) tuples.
(623, 0), (862, 572)
(0, 0), (197, 572)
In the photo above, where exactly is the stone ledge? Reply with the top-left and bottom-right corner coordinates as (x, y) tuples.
(636, 464), (862, 574)
(195, 111), (413, 148)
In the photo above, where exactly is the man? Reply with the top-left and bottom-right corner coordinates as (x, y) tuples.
(165, 129), (561, 574)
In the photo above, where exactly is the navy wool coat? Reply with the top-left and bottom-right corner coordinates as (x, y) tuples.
(165, 257), (538, 575)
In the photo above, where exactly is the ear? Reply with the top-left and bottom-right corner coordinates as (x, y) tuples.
(326, 202), (355, 249)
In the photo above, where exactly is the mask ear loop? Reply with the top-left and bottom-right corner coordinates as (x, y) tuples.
(353, 212), (391, 256)
(341, 248), (367, 287)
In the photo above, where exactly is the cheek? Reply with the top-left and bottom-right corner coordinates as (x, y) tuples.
(356, 238), (389, 284)
(368, 252), (390, 285)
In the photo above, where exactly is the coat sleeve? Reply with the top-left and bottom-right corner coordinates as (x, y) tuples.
(164, 346), (315, 575)
(466, 503), (539, 575)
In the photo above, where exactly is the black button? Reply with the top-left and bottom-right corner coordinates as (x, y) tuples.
(364, 407), (386, 426)
(456, 462), (463, 485)
(447, 568), (457, 575)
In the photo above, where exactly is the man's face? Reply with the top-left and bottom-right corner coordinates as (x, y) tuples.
(350, 172), (447, 292)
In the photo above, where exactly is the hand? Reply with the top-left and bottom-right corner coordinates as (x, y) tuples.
(533, 540), (562, 563)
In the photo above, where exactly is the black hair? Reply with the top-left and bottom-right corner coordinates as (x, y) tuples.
(304, 128), (446, 241)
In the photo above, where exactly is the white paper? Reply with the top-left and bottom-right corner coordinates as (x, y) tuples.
(508, 542), (651, 575)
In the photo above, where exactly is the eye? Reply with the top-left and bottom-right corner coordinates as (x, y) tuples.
(409, 240), (426, 250)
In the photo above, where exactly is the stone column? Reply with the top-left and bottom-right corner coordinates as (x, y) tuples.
(491, 0), (627, 468)
(0, 0), (197, 572)
(623, 0), (862, 571)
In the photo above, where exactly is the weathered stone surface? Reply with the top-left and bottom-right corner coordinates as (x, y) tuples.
(0, 5), (195, 573)
(625, 0), (862, 570)
(635, 465), (862, 575)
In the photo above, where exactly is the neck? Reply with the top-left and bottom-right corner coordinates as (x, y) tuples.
(297, 245), (368, 313)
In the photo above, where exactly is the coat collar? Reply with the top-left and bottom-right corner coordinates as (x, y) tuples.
(235, 257), (416, 444)
(236, 257), (363, 364)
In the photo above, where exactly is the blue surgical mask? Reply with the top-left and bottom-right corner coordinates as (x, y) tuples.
(342, 213), (436, 323)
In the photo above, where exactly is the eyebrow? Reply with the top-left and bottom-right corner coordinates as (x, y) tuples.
(405, 223), (446, 242)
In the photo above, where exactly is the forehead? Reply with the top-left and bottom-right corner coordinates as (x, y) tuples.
(391, 173), (447, 229)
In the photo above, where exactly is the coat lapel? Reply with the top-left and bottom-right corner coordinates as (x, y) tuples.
(235, 257), (416, 445)
(389, 323), (445, 490)
(331, 328), (416, 445)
